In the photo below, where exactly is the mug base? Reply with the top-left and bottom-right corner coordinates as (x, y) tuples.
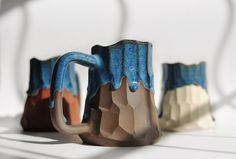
(80, 133), (160, 147)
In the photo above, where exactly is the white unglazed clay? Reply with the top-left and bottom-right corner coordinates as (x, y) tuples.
(160, 85), (214, 131)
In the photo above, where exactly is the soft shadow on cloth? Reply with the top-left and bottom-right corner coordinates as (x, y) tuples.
(213, 0), (236, 109)
(0, 0), (235, 159)
(0, 0), (128, 104)
(0, 0), (30, 102)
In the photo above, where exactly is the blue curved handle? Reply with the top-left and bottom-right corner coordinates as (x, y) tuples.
(49, 52), (102, 109)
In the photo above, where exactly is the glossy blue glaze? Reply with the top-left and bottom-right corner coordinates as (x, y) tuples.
(27, 57), (80, 97)
(88, 40), (154, 93)
(163, 62), (207, 92)
(49, 40), (154, 121)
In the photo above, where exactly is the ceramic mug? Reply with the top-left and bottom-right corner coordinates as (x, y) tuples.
(21, 57), (81, 131)
(159, 62), (214, 131)
(49, 40), (161, 146)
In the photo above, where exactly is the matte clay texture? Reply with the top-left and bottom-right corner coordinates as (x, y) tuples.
(21, 88), (80, 131)
(159, 85), (214, 131)
(79, 78), (161, 146)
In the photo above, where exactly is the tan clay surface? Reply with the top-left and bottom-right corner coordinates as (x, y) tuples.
(160, 85), (214, 131)
(79, 78), (161, 146)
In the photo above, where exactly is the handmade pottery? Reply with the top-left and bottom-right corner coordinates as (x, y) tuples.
(159, 62), (214, 131)
(49, 40), (161, 146)
(21, 57), (81, 131)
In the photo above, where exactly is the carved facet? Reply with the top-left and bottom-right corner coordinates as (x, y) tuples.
(160, 85), (214, 131)
(80, 78), (161, 146)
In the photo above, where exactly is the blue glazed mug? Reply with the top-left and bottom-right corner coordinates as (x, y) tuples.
(49, 40), (161, 146)
(21, 57), (81, 131)
(159, 62), (214, 131)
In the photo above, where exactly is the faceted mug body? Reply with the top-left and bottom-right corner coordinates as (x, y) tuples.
(50, 40), (161, 146)
(159, 62), (214, 131)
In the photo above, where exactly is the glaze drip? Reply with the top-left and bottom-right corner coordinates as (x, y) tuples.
(83, 40), (154, 120)
(163, 62), (207, 92)
(27, 57), (79, 96)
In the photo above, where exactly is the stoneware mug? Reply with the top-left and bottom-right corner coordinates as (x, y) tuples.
(49, 40), (161, 146)
(159, 62), (214, 131)
(21, 57), (81, 131)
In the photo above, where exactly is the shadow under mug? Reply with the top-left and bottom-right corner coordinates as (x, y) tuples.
(49, 40), (161, 146)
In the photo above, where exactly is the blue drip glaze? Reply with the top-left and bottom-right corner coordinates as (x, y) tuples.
(49, 40), (154, 121)
(27, 57), (80, 97)
(49, 53), (101, 109)
(163, 62), (207, 92)
(85, 40), (154, 120)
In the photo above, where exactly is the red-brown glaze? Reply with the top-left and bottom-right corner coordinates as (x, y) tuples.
(21, 88), (80, 131)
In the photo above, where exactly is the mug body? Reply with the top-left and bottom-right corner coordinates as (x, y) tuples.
(159, 62), (214, 131)
(21, 57), (81, 131)
(80, 40), (161, 146)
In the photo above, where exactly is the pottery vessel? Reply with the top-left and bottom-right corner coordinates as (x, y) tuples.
(21, 57), (81, 131)
(159, 62), (214, 131)
(49, 40), (161, 146)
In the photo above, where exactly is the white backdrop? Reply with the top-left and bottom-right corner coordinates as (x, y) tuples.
(1, 0), (236, 129)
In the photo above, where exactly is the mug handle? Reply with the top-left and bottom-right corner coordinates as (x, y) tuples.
(49, 52), (102, 135)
